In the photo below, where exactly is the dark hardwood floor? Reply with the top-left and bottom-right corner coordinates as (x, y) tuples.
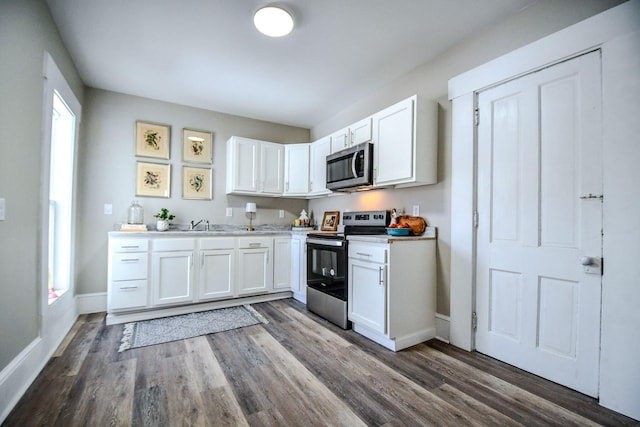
(4, 298), (637, 426)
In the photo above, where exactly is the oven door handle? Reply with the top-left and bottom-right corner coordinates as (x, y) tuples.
(307, 238), (345, 247)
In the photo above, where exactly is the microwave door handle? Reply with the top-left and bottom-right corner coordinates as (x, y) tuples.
(351, 151), (358, 178)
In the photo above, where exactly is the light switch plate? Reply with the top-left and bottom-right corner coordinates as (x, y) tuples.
(0, 197), (5, 221)
(412, 205), (420, 216)
(104, 203), (112, 215)
(226, 207), (233, 217)
(279, 210), (285, 218)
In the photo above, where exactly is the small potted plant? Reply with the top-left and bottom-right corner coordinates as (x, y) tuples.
(153, 208), (175, 231)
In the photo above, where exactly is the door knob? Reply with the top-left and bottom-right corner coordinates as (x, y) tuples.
(580, 256), (594, 266)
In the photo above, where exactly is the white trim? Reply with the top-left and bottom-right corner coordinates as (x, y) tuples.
(352, 323), (435, 352)
(106, 292), (292, 325)
(435, 313), (450, 343)
(448, 0), (640, 100)
(0, 338), (42, 424)
(76, 292), (107, 314)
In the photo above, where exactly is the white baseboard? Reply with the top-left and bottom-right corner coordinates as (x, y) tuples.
(76, 292), (107, 314)
(0, 338), (45, 424)
(435, 313), (450, 343)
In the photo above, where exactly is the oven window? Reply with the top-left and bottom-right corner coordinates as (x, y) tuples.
(310, 247), (338, 278)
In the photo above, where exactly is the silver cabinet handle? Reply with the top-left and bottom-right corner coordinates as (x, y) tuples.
(119, 285), (138, 290)
(379, 266), (384, 285)
(356, 252), (371, 257)
(121, 245), (140, 249)
(249, 242), (262, 247)
(120, 258), (139, 262)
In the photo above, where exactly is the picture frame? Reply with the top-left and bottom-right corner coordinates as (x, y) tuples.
(135, 161), (171, 198)
(182, 166), (212, 200)
(182, 128), (213, 164)
(135, 120), (170, 159)
(321, 211), (340, 231)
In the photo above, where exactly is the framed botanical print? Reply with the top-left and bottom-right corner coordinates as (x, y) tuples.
(182, 166), (212, 200)
(321, 211), (340, 231)
(135, 120), (170, 159)
(135, 161), (171, 198)
(182, 128), (213, 164)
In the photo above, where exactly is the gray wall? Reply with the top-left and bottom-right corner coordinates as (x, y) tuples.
(308, 0), (625, 316)
(0, 0), (85, 370)
(76, 89), (310, 295)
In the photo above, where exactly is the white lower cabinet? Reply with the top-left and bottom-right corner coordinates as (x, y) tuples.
(348, 237), (436, 351)
(108, 238), (149, 312)
(151, 238), (196, 306)
(199, 238), (235, 301)
(273, 237), (292, 291)
(349, 257), (387, 334)
(290, 232), (308, 302)
(107, 233), (293, 324)
(237, 236), (273, 296)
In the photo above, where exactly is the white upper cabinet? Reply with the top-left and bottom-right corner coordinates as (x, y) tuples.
(309, 136), (331, 196)
(330, 117), (372, 153)
(284, 143), (310, 196)
(260, 141), (285, 194)
(372, 95), (437, 187)
(226, 136), (284, 196)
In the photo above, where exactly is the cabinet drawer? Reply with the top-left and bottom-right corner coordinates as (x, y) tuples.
(111, 253), (148, 280)
(111, 238), (149, 252)
(109, 279), (148, 310)
(152, 238), (195, 251)
(349, 244), (387, 264)
(237, 236), (272, 249)
(200, 237), (235, 250)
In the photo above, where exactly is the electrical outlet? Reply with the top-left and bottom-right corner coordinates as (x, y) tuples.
(104, 203), (112, 215)
(0, 197), (5, 221)
(412, 205), (420, 216)
(279, 210), (285, 218)
(226, 207), (233, 217)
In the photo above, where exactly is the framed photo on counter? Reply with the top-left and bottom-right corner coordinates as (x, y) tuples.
(321, 211), (340, 231)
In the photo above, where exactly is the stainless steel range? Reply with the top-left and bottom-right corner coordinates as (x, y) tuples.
(306, 210), (390, 329)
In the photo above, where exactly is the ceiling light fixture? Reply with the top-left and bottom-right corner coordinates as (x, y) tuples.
(253, 6), (293, 37)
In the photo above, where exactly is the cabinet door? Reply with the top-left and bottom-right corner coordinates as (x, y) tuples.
(199, 249), (235, 300)
(261, 142), (284, 194)
(309, 136), (331, 195)
(348, 258), (387, 334)
(373, 97), (415, 185)
(330, 127), (350, 153)
(237, 247), (272, 295)
(152, 251), (195, 306)
(228, 137), (259, 192)
(350, 117), (372, 145)
(284, 144), (310, 195)
(273, 237), (292, 290)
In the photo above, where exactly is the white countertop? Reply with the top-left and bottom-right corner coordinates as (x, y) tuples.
(108, 229), (294, 238)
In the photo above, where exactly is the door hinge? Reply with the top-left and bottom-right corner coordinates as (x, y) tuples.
(473, 211), (479, 229)
(472, 311), (478, 331)
(474, 107), (479, 126)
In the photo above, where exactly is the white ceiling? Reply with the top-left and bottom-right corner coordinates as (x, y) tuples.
(46, 0), (538, 128)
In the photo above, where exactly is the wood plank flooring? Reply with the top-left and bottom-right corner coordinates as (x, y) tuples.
(3, 299), (637, 426)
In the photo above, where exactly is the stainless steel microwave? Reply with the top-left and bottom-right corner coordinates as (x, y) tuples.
(326, 142), (374, 191)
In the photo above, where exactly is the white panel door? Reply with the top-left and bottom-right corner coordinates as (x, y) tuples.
(261, 142), (284, 194)
(476, 52), (602, 397)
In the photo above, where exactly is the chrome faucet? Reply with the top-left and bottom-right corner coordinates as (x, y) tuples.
(190, 219), (204, 230)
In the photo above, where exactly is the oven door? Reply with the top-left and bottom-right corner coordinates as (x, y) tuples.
(306, 238), (347, 300)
